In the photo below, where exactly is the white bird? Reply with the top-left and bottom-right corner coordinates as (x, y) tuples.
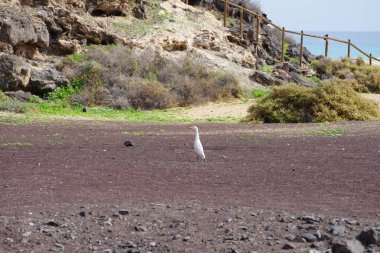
(191, 126), (205, 162)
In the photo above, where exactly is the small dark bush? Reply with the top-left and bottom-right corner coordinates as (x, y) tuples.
(246, 80), (379, 123)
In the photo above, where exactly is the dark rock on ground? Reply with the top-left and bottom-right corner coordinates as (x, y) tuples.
(250, 70), (283, 86)
(124, 141), (134, 147)
(356, 229), (379, 247)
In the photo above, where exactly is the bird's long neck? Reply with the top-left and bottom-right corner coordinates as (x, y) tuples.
(194, 129), (200, 140)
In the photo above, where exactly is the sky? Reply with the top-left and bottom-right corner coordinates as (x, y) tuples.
(260, 0), (380, 32)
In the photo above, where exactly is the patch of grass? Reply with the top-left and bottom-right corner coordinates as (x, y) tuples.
(112, 3), (171, 38)
(307, 76), (321, 84)
(251, 88), (270, 98)
(227, 17), (236, 27)
(1, 142), (33, 147)
(259, 64), (274, 74)
(245, 80), (380, 123)
(0, 91), (32, 113)
(305, 128), (345, 137)
(122, 130), (145, 135)
(70, 53), (84, 62)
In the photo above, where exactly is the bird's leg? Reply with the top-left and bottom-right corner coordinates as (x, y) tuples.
(197, 156), (199, 162)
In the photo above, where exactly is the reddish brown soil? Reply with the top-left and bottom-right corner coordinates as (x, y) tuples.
(1, 120), (379, 217)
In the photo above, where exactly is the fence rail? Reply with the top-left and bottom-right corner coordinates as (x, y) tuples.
(200, 0), (380, 66)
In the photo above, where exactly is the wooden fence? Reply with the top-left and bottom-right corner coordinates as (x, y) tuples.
(189, 0), (380, 66)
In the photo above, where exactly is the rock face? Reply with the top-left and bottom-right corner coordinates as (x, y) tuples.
(250, 71), (283, 86)
(0, 0), (127, 94)
(0, 53), (69, 94)
(0, 53), (31, 91)
(0, 8), (49, 58)
(85, 0), (129, 16)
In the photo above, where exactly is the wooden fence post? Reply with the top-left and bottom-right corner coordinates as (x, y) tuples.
(224, 0), (227, 27)
(370, 54), (372, 66)
(281, 27), (285, 62)
(324, 34), (329, 57)
(347, 39), (351, 58)
(256, 12), (260, 43)
(299, 30), (304, 67)
(240, 7), (243, 38)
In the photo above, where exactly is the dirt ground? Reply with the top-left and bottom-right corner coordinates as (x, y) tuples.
(0, 119), (380, 252)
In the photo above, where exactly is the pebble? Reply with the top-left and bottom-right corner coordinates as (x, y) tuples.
(330, 225), (345, 236)
(118, 209), (130, 215)
(282, 243), (296, 250)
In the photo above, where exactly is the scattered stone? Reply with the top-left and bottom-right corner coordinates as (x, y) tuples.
(330, 225), (345, 236)
(134, 225), (147, 232)
(356, 229), (379, 247)
(45, 220), (60, 227)
(240, 234), (249, 241)
(300, 233), (318, 242)
(119, 241), (137, 249)
(345, 220), (359, 226)
(282, 243), (296, 250)
(301, 215), (319, 224)
(124, 141), (134, 147)
(118, 209), (130, 215)
(286, 234), (296, 242)
(54, 243), (64, 249)
(332, 239), (365, 253)
(250, 70), (283, 86)
(23, 231), (32, 237)
(79, 210), (87, 217)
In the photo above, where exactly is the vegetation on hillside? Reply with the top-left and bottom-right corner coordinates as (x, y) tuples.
(245, 80), (380, 123)
(311, 57), (380, 93)
(58, 45), (245, 110)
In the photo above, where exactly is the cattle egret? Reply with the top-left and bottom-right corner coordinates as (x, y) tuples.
(191, 126), (205, 161)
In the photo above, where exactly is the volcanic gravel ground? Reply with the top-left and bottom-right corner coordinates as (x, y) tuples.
(0, 120), (379, 252)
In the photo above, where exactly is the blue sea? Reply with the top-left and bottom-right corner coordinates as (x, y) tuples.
(298, 31), (380, 60)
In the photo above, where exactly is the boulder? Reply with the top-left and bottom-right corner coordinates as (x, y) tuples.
(133, 5), (147, 19)
(289, 72), (315, 87)
(4, 90), (35, 102)
(356, 229), (379, 247)
(0, 53), (32, 91)
(0, 53), (69, 94)
(86, 0), (129, 16)
(29, 65), (69, 94)
(0, 8), (49, 58)
(332, 240), (365, 253)
(250, 71), (283, 86)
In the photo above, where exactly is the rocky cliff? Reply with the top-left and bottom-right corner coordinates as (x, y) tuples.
(0, 0), (315, 96)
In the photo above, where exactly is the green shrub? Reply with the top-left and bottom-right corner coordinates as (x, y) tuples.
(251, 88), (270, 98)
(246, 81), (379, 123)
(311, 57), (380, 94)
(355, 57), (366, 66)
(259, 64), (274, 74)
(60, 45), (244, 110)
(0, 97), (31, 113)
(314, 57), (333, 76)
